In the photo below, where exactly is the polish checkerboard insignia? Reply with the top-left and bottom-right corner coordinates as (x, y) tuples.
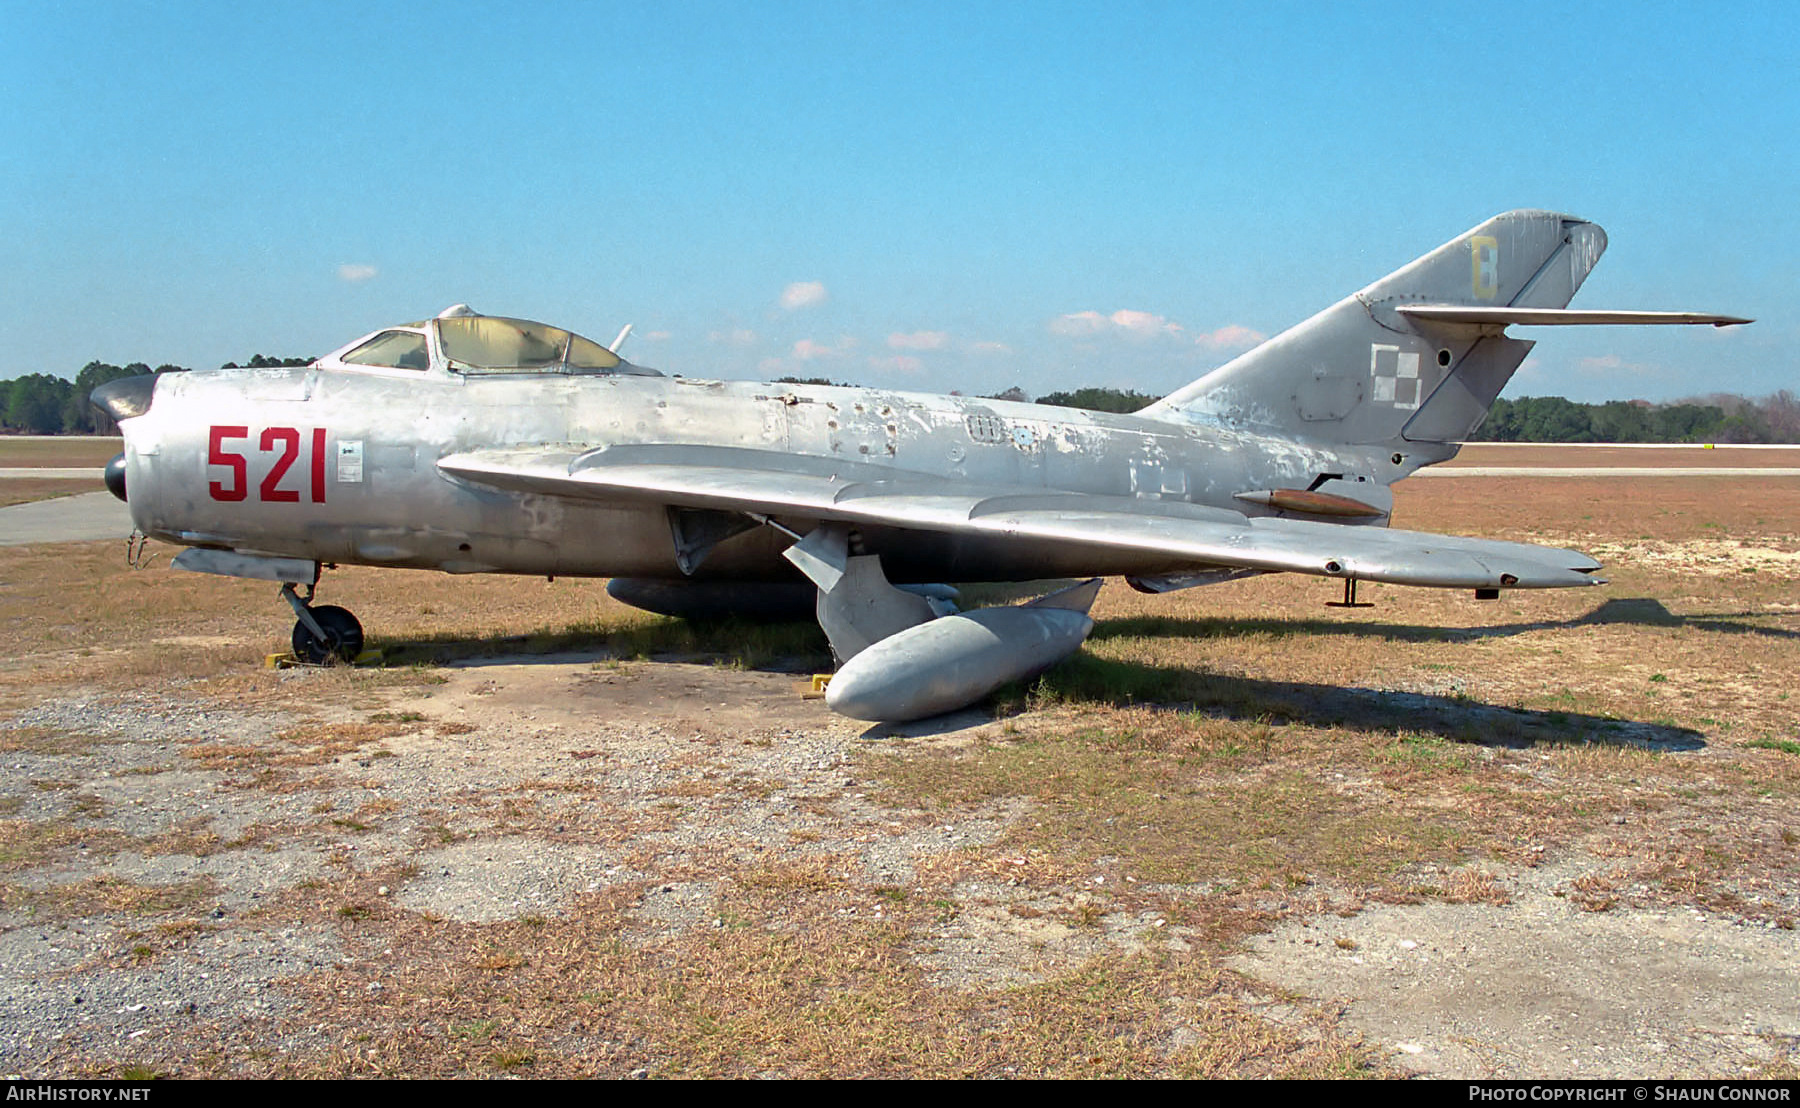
(1370, 344), (1422, 409)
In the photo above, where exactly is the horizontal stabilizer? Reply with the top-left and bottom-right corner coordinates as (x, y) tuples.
(1397, 306), (1751, 328)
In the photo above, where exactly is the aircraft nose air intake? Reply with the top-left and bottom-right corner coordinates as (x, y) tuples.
(90, 375), (156, 423)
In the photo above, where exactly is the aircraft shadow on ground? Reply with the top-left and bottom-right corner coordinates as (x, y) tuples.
(1092, 596), (1800, 647)
(372, 600), (1709, 751)
(1072, 596), (1737, 750)
(372, 621), (830, 673)
(1023, 652), (1706, 752)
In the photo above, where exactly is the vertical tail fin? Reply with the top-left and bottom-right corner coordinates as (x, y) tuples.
(1140, 210), (1606, 452)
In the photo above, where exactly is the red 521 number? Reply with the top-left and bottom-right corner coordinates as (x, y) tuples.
(209, 426), (329, 503)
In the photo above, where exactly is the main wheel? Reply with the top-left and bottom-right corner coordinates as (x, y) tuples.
(292, 605), (364, 664)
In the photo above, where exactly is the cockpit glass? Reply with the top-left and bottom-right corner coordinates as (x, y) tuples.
(566, 332), (620, 369)
(438, 316), (623, 373)
(341, 330), (430, 370)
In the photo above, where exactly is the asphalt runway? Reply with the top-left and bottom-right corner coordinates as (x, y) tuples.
(0, 491), (133, 545)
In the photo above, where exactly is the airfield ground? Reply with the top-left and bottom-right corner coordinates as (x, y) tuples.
(0, 436), (117, 509)
(0, 443), (1796, 1078)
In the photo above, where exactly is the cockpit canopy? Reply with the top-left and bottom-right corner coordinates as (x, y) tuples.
(323, 306), (662, 377)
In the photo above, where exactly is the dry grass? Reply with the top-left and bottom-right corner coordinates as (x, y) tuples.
(0, 727), (115, 755)
(0, 540), (824, 712)
(0, 817), (135, 872)
(246, 876), (1384, 1079)
(872, 709), (1625, 939)
(1, 875), (218, 918)
(1444, 444), (1800, 470)
(865, 473), (1800, 936)
(0, 477), (105, 507)
(0, 437), (122, 467)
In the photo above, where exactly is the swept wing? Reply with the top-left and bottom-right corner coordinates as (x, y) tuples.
(438, 444), (1601, 590)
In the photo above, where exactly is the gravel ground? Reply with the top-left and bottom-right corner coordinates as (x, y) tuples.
(3, 657), (1795, 1077)
(1231, 854), (1800, 1078)
(2, 660), (1089, 1073)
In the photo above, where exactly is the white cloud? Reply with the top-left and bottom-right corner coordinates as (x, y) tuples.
(793, 336), (856, 361)
(710, 328), (758, 346)
(1049, 310), (1109, 337)
(1110, 309), (1182, 337)
(970, 340), (1013, 356)
(888, 330), (950, 351)
(1193, 324), (1266, 351)
(869, 354), (923, 374)
(1050, 309), (1183, 339)
(337, 264), (378, 283)
(780, 281), (828, 310)
(1578, 353), (1652, 374)
(644, 330), (672, 341)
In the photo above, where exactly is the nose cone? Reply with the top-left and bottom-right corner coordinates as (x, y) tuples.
(104, 453), (128, 502)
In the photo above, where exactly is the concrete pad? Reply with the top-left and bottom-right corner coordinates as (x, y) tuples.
(0, 490), (132, 545)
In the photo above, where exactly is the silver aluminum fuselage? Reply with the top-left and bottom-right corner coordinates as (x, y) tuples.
(118, 363), (1392, 584)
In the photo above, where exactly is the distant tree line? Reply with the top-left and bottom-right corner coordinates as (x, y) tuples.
(221, 355), (313, 369)
(1, 362), (185, 435)
(1023, 385), (1800, 440)
(964, 385), (1160, 412)
(1033, 387), (1158, 414)
(1469, 393), (1800, 444)
(6, 362), (1797, 443)
(774, 375), (853, 388)
(1, 356), (311, 435)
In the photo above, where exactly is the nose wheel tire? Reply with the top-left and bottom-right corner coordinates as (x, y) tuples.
(292, 605), (364, 664)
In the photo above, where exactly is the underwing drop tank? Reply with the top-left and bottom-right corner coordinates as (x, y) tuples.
(825, 580), (1101, 722)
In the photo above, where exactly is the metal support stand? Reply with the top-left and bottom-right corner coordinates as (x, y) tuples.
(1326, 577), (1373, 608)
(779, 523), (934, 663)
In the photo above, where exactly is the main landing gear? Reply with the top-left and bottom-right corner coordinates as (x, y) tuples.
(280, 582), (364, 664)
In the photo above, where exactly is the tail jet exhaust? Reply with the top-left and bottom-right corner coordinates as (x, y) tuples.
(93, 212), (1746, 722)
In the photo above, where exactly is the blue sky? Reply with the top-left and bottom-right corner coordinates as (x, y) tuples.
(3, 0), (1794, 403)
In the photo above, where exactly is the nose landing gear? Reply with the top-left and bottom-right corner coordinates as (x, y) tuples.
(280, 582), (364, 664)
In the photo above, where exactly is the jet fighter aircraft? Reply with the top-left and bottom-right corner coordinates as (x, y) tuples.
(92, 210), (1747, 721)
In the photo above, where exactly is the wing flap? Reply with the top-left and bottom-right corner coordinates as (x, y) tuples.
(980, 509), (1599, 588)
(438, 447), (1601, 589)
